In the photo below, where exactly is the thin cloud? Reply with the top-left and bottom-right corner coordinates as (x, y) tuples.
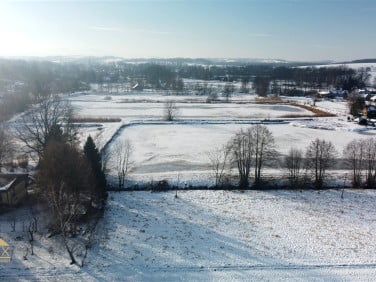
(88, 26), (171, 35)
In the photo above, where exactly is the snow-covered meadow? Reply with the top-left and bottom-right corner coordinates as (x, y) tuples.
(69, 93), (313, 121)
(86, 189), (376, 280)
(3, 189), (376, 280)
(67, 92), (376, 186)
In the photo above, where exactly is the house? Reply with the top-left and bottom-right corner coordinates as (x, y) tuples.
(318, 89), (348, 99)
(0, 174), (29, 206)
(363, 105), (376, 119)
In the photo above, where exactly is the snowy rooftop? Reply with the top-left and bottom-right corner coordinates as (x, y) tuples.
(0, 178), (16, 192)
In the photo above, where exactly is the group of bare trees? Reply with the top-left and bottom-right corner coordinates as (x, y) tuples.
(253, 76), (271, 97)
(209, 125), (276, 188)
(208, 128), (342, 189)
(344, 138), (376, 188)
(285, 139), (337, 189)
(286, 137), (376, 189)
(230, 125), (276, 187)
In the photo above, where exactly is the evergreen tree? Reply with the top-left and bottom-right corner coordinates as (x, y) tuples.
(83, 136), (107, 200)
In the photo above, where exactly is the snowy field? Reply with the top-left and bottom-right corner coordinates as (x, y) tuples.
(88, 190), (376, 280)
(109, 121), (376, 185)
(66, 92), (376, 186)
(2, 92), (376, 280)
(3, 190), (376, 280)
(69, 93), (313, 121)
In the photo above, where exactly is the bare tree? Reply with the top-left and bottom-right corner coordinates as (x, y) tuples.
(253, 76), (271, 97)
(285, 148), (303, 188)
(223, 82), (235, 102)
(229, 128), (254, 188)
(16, 96), (76, 159)
(208, 145), (230, 187)
(344, 138), (376, 188)
(305, 138), (337, 189)
(252, 125), (276, 184)
(363, 138), (376, 188)
(344, 139), (364, 187)
(240, 78), (249, 94)
(0, 124), (14, 171)
(164, 101), (179, 121)
(112, 140), (132, 189)
(206, 90), (218, 103)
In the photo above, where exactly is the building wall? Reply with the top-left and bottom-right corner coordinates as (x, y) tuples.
(10, 181), (27, 205)
(0, 178), (27, 206)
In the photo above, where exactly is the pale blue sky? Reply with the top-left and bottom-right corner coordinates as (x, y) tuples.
(0, 0), (375, 61)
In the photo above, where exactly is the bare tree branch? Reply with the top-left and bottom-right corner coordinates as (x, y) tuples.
(112, 140), (132, 189)
(15, 96), (76, 159)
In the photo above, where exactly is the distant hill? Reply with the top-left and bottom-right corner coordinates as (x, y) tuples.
(0, 56), (334, 67)
(339, 58), (376, 64)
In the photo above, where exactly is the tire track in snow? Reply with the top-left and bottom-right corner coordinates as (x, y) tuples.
(2, 263), (376, 279)
(145, 262), (376, 272)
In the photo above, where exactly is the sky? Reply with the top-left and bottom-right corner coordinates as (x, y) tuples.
(0, 0), (375, 61)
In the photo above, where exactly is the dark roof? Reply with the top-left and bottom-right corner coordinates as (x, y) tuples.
(0, 174), (29, 190)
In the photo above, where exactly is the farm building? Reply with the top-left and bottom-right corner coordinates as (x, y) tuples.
(0, 174), (29, 206)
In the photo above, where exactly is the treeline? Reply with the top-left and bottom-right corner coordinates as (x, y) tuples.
(0, 59), (90, 121)
(0, 59), (90, 95)
(0, 59), (371, 120)
(0, 58), (370, 92)
(208, 125), (376, 190)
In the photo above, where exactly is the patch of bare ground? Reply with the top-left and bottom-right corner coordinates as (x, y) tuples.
(283, 103), (336, 118)
(72, 117), (121, 123)
(255, 96), (283, 104)
(256, 96), (335, 117)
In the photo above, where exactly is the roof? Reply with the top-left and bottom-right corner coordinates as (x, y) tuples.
(0, 239), (9, 246)
(0, 178), (16, 192)
(366, 105), (376, 112)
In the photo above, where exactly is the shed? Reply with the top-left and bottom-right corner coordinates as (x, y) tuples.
(0, 174), (28, 206)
